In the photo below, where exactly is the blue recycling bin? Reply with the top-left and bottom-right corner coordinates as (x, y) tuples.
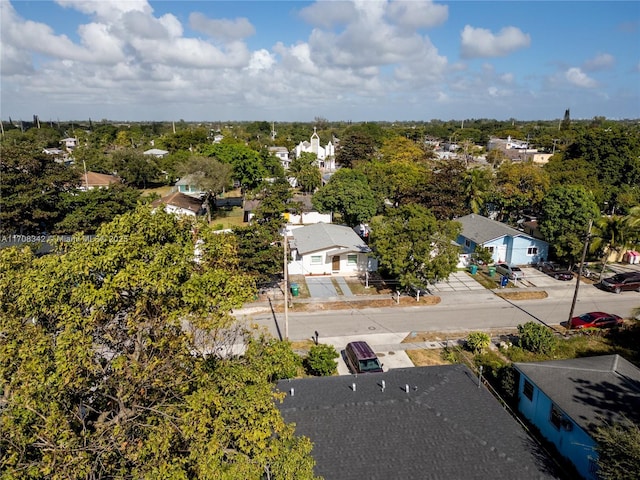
(500, 275), (509, 288)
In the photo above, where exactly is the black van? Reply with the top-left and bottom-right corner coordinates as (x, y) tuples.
(345, 341), (383, 374)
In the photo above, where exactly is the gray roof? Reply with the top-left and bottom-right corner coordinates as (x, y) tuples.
(277, 365), (560, 480)
(291, 223), (369, 255)
(514, 355), (640, 434)
(456, 214), (533, 244)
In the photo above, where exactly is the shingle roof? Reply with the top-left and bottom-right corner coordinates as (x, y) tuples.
(277, 365), (560, 480)
(291, 223), (369, 255)
(456, 214), (530, 244)
(151, 192), (204, 213)
(83, 171), (121, 187)
(514, 354), (640, 434)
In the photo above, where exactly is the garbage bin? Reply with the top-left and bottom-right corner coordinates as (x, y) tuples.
(500, 275), (509, 288)
(488, 266), (496, 277)
(470, 264), (478, 275)
(290, 283), (299, 297)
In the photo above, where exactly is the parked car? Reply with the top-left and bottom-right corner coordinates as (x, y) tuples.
(344, 341), (383, 374)
(600, 272), (640, 293)
(495, 263), (524, 280)
(569, 311), (623, 330)
(537, 261), (573, 281)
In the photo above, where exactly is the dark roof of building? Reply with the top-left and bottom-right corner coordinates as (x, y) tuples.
(276, 365), (560, 480)
(151, 192), (204, 213)
(456, 214), (540, 245)
(514, 354), (640, 434)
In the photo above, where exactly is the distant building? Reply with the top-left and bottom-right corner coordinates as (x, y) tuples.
(79, 172), (122, 191)
(61, 137), (78, 151)
(268, 146), (290, 169)
(143, 148), (169, 158)
(151, 192), (206, 217)
(294, 128), (337, 171)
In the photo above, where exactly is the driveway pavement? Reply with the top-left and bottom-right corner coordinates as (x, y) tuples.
(305, 277), (339, 297)
(318, 332), (416, 376)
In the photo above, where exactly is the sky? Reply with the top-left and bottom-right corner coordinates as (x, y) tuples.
(1, 0), (639, 122)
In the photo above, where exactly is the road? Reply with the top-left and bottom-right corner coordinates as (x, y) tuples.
(237, 285), (640, 341)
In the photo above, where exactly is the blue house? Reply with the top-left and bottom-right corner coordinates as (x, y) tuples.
(514, 355), (640, 480)
(455, 214), (548, 265)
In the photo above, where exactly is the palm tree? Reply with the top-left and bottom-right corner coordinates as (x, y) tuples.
(463, 167), (493, 214)
(626, 206), (640, 248)
(590, 215), (632, 280)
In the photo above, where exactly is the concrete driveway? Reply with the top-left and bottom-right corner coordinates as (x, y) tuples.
(305, 277), (339, 298)
(318, 332), (415, 376)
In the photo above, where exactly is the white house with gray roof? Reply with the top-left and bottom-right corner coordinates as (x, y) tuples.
(455, 214), (548, 265)
(288, 223), (376, 276)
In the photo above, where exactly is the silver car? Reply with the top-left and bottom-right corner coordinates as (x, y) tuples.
(495, 263), (524, 280)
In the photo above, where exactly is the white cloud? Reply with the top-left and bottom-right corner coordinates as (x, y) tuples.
(460, 25), (531, 58)
(189, 12), (255, 41)
(583, 53), (614, 71)
(298, 1), (357, 28)
(565, 67), (598, 88)
(386, 1), (448, 29)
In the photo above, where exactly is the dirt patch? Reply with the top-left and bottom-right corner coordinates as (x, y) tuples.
(494, 290), (548, 300)
(406, 349), (449, 366)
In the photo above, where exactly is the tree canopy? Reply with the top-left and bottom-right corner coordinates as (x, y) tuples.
(0, 206), (318, 479)
(369, 204), (461, 289)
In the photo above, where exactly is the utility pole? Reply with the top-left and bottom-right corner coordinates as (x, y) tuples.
(283, 232), (289, 340)
(568, 220), (592, 325)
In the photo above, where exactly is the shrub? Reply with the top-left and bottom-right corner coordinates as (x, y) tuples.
(517, 321), (557, 355)
(466, 331), (491, 353)
(303, 344), (339, 376)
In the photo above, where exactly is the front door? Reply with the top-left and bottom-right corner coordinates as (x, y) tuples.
(332, 255), (340, 272)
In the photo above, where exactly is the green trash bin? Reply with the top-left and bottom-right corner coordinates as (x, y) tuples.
(488, 266), (496, 277)
(290, 283), (299, 297)
(470, 264), (478, 275)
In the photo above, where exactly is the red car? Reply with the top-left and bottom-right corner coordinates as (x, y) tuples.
(569, 312), (623, 330)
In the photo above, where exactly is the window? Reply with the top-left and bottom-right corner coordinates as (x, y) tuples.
(550, 404), (562, 429)
(486, 246), (495, 254)
(310, 255), (322, 265)
(465, 239), (471, 248)
(527, 246), (538, 255)
(347, 254), (358, 266)
(523, 380), (534, 401)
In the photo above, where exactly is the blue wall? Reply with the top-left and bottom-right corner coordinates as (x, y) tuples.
(517, 373), (598, 479)
(457, 234), (548, 265)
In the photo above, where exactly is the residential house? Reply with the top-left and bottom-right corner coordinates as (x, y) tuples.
(514, 355), (640, 480)
(455, 214), (548, 265)
(268, 146), (290, 170)
(79, 172), (122, 190)
(284, 194), (332, 225)
(294, 128), (337, 171)
(276, 365), (561, 480)
(151, 192), (205, 217)
(61, 137), (78, 151)
(175, 174), (205, 198)
(287, 223), (375, 276)
(143, 148), (169, 158)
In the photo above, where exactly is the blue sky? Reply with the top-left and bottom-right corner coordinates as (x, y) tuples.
(1, 1), (639, 122)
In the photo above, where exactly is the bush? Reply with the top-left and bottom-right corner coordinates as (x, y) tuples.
(466, 331), (491, 353)
(303, 344), (339, 376)
(517, 322), (557, 355)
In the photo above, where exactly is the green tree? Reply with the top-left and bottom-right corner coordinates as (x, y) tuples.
(111, 149), (160, 188)
(418, 159), (467, 220)
(539, 185), (600, 263)
(466, 332), (491, 354)
(493, 161), (550, 220)
(517, 322), (557, 355)
(594, 422), (640, 480)
(54, 184), (142, 234)
(312, 168), (379, 226)
(290, 152), (321, 193)
(591, 215), (634, 278)
(178, 155), (233, 219)
(232, 223), (284, 286)
(202, 143), (267, 190)
(0, 207), (318, 479)
(463, 167), (494, 214)
(335, 130), (376, 168)
(0, 143), (80, 234)
(369, 204), (461, 289)
(304, 344), (339, 376)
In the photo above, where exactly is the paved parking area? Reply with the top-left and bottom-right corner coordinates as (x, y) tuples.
(428, 270), (487, 292)
(305, 277), (339, 297)
(319, 333), (415, 376)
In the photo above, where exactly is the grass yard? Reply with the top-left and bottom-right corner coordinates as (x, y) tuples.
(211, 206), (246, 230)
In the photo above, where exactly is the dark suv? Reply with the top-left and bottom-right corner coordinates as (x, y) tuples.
(344, 341), (383, 374)
(600, 272), (640, 293)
